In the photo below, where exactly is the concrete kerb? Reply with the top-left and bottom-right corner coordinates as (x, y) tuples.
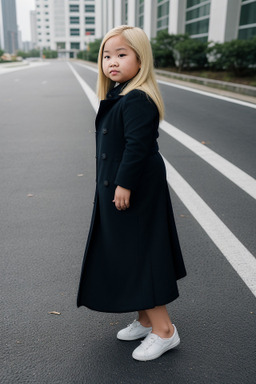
(155, 69), (256, 98)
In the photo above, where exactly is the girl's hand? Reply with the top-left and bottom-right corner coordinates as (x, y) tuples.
(112, 186), (131, 211)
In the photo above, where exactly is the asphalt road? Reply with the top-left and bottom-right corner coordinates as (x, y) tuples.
(1, 60), (255, 384)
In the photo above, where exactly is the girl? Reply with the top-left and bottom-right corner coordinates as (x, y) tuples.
(77, 25), (186, 361)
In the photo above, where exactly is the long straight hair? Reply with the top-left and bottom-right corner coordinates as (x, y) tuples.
(97, 25), (164, 120)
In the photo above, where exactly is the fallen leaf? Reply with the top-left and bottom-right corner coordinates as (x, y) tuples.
(77, 174), (84, 177)
(201, 141), (206, 145)
(48, 311), (61, 315)
(27, 194), (34, 197)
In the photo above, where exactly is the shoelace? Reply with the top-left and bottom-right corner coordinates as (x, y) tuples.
(127, 320), (139, 332)
(140, 334), (158, 350)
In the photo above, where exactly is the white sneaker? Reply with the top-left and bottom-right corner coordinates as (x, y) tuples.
(132, 325), (180, 361)
(117, 320), (152, 341)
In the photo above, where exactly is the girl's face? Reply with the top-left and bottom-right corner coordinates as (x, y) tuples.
(102, 35), (141, 83)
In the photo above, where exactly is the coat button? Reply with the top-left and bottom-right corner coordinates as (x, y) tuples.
(103, 128), (108, 135)
(104, 180), (109, 187)
(101, 153), (107, 160)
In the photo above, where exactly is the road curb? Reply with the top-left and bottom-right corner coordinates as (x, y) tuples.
(155, 69), (256, 97)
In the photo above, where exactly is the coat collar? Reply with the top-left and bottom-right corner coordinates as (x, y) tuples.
(95, 81), (129, 128)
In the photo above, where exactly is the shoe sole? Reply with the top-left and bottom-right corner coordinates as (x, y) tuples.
(132, 337), (180, 361)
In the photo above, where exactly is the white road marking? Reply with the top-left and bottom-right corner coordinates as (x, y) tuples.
(160, 120), (256, 200)
(72, 61), (256, 109)
(158, 80), (256, 110)
(163, 156), (256, 297)
(68, 63), (256, 200)
(68, 62), (256, 297)
(67, 62), (98, 112)
(75, 62), (98, 73)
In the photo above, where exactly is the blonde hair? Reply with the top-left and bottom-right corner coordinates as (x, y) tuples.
(97, 25), (164, 120)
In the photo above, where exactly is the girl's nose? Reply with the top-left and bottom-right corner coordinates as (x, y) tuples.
(110, 60), (118, 67)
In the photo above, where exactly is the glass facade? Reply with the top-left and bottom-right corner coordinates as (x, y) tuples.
(156, 0), (169, 32)
(69, 4), (79, 12)
(85, 17), (95, 24)
(238, 0), (256, 39)
(70, 42), (80, 49)
(70, 16), (80, 24)
(136, 0), (144, 29)
(85, 5), (95, 12)
(185, 0), (211, 42)
(70, 28), (80, 36)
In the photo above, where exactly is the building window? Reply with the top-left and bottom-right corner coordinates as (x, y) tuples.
(70, 28), (80, 36)
(136, 0), (144, 28)
(185, 0), (211, 40)
(186, 3), (211, 21)
(57, 42), (65, 49)
(157, 0), (169, 32)
(85, 5), (95, 12)
(85, 17), (95, 24)
(239, 1), (256, 25)
(71, 42), (80, 49)
(85, 28), (95, 36)
(187, 0), (208, 7)
(69, 4), (79, 12)
(70, 16), (80, 24)
(185, 18), (209, 35)
(238, 0), (256, 39)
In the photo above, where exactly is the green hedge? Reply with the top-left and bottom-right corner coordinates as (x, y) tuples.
(151, 31), (256, 74)
(77, 31), (256, 76)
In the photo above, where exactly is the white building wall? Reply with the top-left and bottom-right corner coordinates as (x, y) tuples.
(30, 10), (37, 47)
(0, 0), (4, 50)
(168, 0), (186, 35)
(208, 0), (241, 43)
(128, 0), (136, 26)
(144, 0), (156, 39)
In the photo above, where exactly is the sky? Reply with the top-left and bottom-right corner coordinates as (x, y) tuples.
(16, 0), (35, 41)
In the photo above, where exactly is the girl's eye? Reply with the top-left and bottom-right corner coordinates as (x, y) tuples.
(104, 55), (110, 59)
(119, 54), (126, 58)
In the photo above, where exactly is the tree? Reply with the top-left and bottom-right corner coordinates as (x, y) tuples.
(151, 30), (189, 68)
(174, 38), (208, 71)
(42, 49), (57, 59)
(78, 39), (102, 63)
(208, 38), (256, 75)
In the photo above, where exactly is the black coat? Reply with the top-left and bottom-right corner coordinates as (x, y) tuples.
(77, 83), (186, 313)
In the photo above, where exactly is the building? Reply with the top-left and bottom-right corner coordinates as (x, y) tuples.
(0, 0), (18, 53)
(35, 0), (96, 58)
(34, 0), (256, 58)
(30, 10), (38, 48)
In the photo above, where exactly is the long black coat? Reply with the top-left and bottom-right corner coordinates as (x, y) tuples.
(77, 83), (186, 313)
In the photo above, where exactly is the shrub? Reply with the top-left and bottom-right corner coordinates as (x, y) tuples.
(78, 39), (101, 63)
(151, 30), (189, 67)
(174, 38), (208, 71)
(208, 38), (256, 74)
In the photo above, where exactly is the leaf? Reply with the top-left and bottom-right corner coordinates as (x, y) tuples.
(77, 174), (84, 177)
(48, 311), (61, 315)
(27, 194), (34, 197)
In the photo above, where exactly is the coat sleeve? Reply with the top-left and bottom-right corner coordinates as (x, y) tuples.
(114, 90), (159, 190)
